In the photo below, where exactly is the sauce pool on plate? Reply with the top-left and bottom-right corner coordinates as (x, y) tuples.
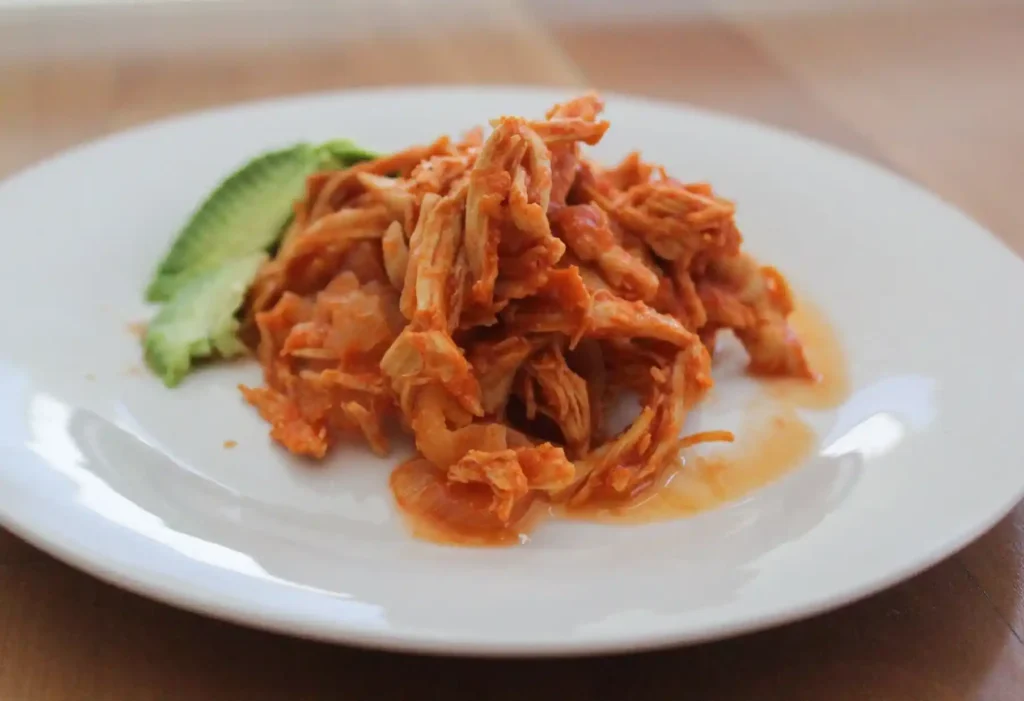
(763, 299), (849, 410)
(392, 299), (848, 545)
(391, 458), (543, 546)
(567, 406), (816, 524)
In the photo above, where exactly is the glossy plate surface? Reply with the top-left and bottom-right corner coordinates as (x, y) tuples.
(1, 87), (1022, 655)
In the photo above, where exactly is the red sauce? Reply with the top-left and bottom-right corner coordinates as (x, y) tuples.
(762, 299), (849, 410)
(391, 299), (849, 544)
(127, 321), (148, 340)
(391, 458), (544, 546)
(563, 406), (815, 524)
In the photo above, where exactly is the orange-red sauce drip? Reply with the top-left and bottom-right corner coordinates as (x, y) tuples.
(127, 321), (148, 340)
(392, 299), (848, 545)
(564, 406), (815, 524)
(391, 458), (544, 547)
(762, 299), (848, 410)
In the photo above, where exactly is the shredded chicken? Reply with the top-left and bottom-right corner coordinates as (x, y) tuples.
(449, 443), (574, 522)
(696, 253), (813, 378)
(550, 204), (659, 302)
(468, 336), (535, 416)
(522, 344), (591, 458)
(240, 92), (814, 532)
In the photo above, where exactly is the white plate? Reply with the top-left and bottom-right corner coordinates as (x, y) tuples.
(1, 86), (1022, 656)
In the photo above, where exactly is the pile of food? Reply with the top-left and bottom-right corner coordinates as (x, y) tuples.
(143, 93), (812, 534)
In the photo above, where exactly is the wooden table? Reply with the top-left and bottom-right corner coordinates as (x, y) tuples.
(2, 1), (1023, 697)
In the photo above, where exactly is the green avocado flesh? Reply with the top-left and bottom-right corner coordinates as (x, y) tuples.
(142, 140), (378, 386)
(144, 251), (267, 387)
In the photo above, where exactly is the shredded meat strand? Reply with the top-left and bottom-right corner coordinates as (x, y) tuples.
(240, 92), (813, 528)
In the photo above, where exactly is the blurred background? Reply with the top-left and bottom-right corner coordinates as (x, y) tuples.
(2, 1), (1024, 699)
(1, 0), (1020, 254)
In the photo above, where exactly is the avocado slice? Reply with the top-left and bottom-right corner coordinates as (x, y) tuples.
(141, 139), (379, 385)
(319, 139), (380, 168)
(145, 144), (318, 302)
(145, 141), (379, 302)
(143, 251), (268, 387)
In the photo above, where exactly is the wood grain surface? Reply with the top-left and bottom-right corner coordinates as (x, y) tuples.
(2, 1), (1023, 698)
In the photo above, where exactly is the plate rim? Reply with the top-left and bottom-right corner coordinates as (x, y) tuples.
(0, 480), (1014, 657)
(1, 84), (1022, 656)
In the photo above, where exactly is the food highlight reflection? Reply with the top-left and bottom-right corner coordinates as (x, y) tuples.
(821, 413), (903, 460)
(571, 375), (939, 628)
(14, 360), (937, 581)
(556, 360), (937, 537)
(6, 364), (940, 628)
(24, 391), (386, 623)
(818, 374), (936, 460)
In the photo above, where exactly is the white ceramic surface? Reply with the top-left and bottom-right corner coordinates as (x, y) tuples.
(0, 87), (1022, 656)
